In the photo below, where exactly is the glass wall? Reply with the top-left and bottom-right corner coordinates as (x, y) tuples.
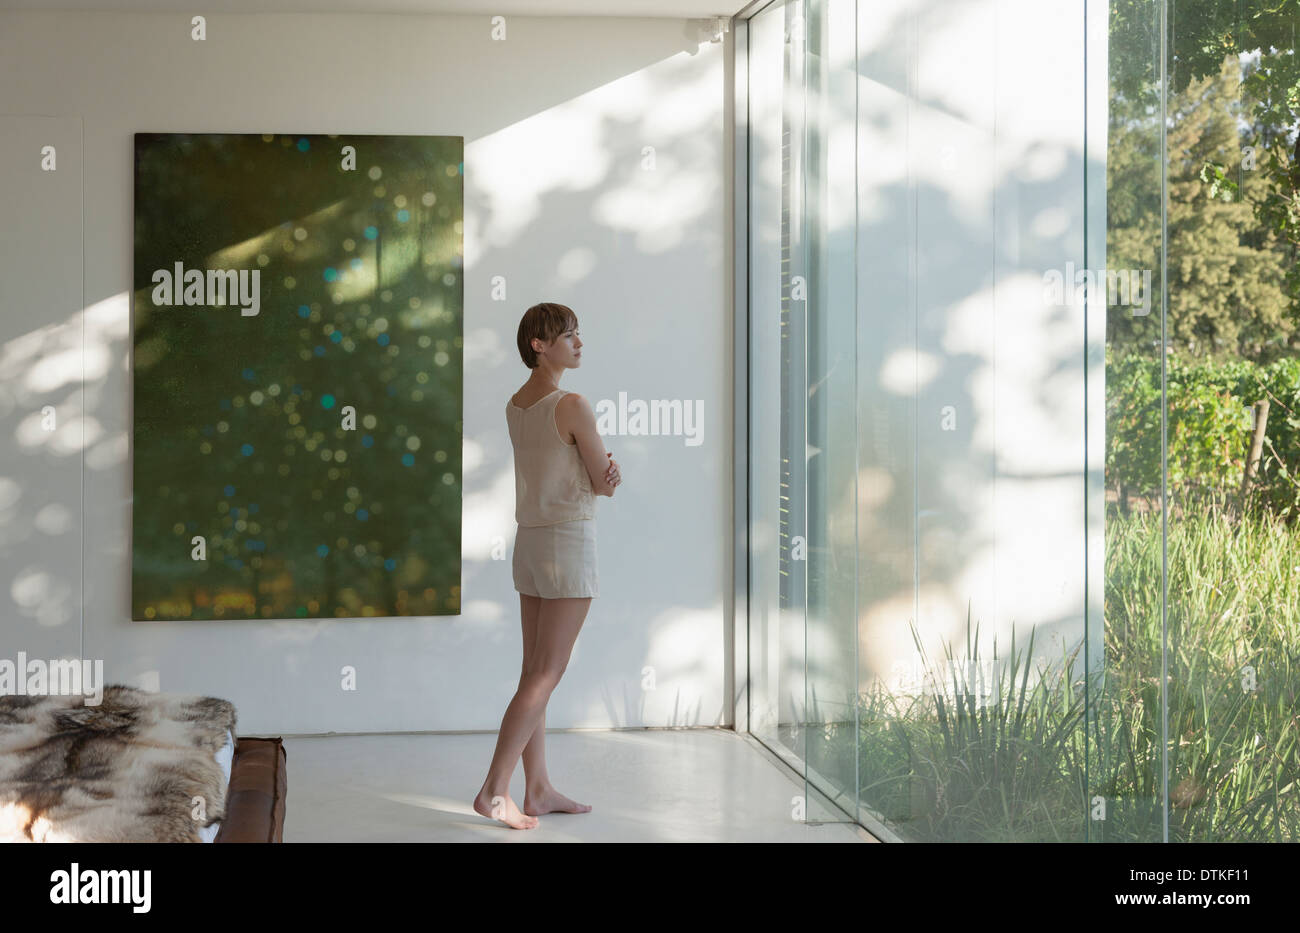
(743, 0), (1300, 841)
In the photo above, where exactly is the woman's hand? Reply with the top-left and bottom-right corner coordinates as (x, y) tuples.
(605, 453), (621, 490)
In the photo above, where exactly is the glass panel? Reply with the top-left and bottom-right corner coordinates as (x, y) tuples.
(1098, 0), (1167, 842)
(742, 0), (1300, 842)
(1158, 0), (1300, 842)
(748, 0), (809, 791)
(852, 0), (918, 838)
(852, 0), (1096, 842)
(748, 0), (860, 825)
(803, 0), (860, 821)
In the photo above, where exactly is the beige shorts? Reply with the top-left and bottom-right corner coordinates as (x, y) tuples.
(513, 519), (599, 599)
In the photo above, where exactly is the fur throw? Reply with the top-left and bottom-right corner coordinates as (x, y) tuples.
(0, 685), (236, 842)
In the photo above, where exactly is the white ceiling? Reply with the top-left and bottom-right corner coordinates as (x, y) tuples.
(0, 0), (755, 16)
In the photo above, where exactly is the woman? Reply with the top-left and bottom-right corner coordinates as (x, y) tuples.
(472, 302), (622, 830)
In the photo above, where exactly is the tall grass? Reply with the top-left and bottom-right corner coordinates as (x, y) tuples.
(845, 501), (1300, 841)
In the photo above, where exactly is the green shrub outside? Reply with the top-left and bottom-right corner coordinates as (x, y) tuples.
(1107, 347), (1300, 518)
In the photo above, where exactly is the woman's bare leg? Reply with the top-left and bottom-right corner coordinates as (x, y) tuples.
(517, 594), (549, 789)
(517, 594), (592, 816)
(473, 594), (591, 828)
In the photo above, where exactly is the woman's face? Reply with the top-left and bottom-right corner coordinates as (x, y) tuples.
(545, 326), (582, 364)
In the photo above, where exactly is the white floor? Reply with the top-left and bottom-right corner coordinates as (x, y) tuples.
(278, 728), (875, 842)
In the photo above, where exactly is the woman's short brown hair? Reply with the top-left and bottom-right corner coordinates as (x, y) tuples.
(516, 302), (579, 369)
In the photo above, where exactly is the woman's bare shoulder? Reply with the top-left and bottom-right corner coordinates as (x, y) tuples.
(556, 391), (595, 435)
(559, 390), (592, 407)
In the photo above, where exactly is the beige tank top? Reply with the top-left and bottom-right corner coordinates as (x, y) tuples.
(506, 388), (596, 526)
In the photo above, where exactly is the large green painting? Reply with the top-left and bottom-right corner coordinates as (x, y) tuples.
(132, 133), (463, 621)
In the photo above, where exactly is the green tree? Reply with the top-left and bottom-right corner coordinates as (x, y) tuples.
(1107, 52), (1296, 362)
(1108, 0), (1300, 338)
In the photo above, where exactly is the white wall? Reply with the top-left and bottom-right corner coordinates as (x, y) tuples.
(0, 11), (729, 734)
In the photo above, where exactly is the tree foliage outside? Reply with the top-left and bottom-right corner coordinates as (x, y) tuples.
(1109, 0), (1300, 318)
(1107, 11), (1299, 362)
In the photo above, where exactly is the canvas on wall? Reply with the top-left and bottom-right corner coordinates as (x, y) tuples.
(131, 132), (464, 621)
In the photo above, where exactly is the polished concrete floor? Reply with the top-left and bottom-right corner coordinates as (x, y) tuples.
(280, 728), (875, 842)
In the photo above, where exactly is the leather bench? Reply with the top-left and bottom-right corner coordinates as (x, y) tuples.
(214, 737), (287, 843)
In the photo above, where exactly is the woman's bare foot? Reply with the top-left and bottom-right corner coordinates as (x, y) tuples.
(473, 790), (538, 829)
(523, 785), (592, 816)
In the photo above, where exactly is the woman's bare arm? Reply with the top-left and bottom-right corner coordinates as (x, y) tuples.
(563, 393), (616, 496)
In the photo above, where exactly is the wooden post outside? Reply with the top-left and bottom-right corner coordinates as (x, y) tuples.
(1238, 399), (1270, 517)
